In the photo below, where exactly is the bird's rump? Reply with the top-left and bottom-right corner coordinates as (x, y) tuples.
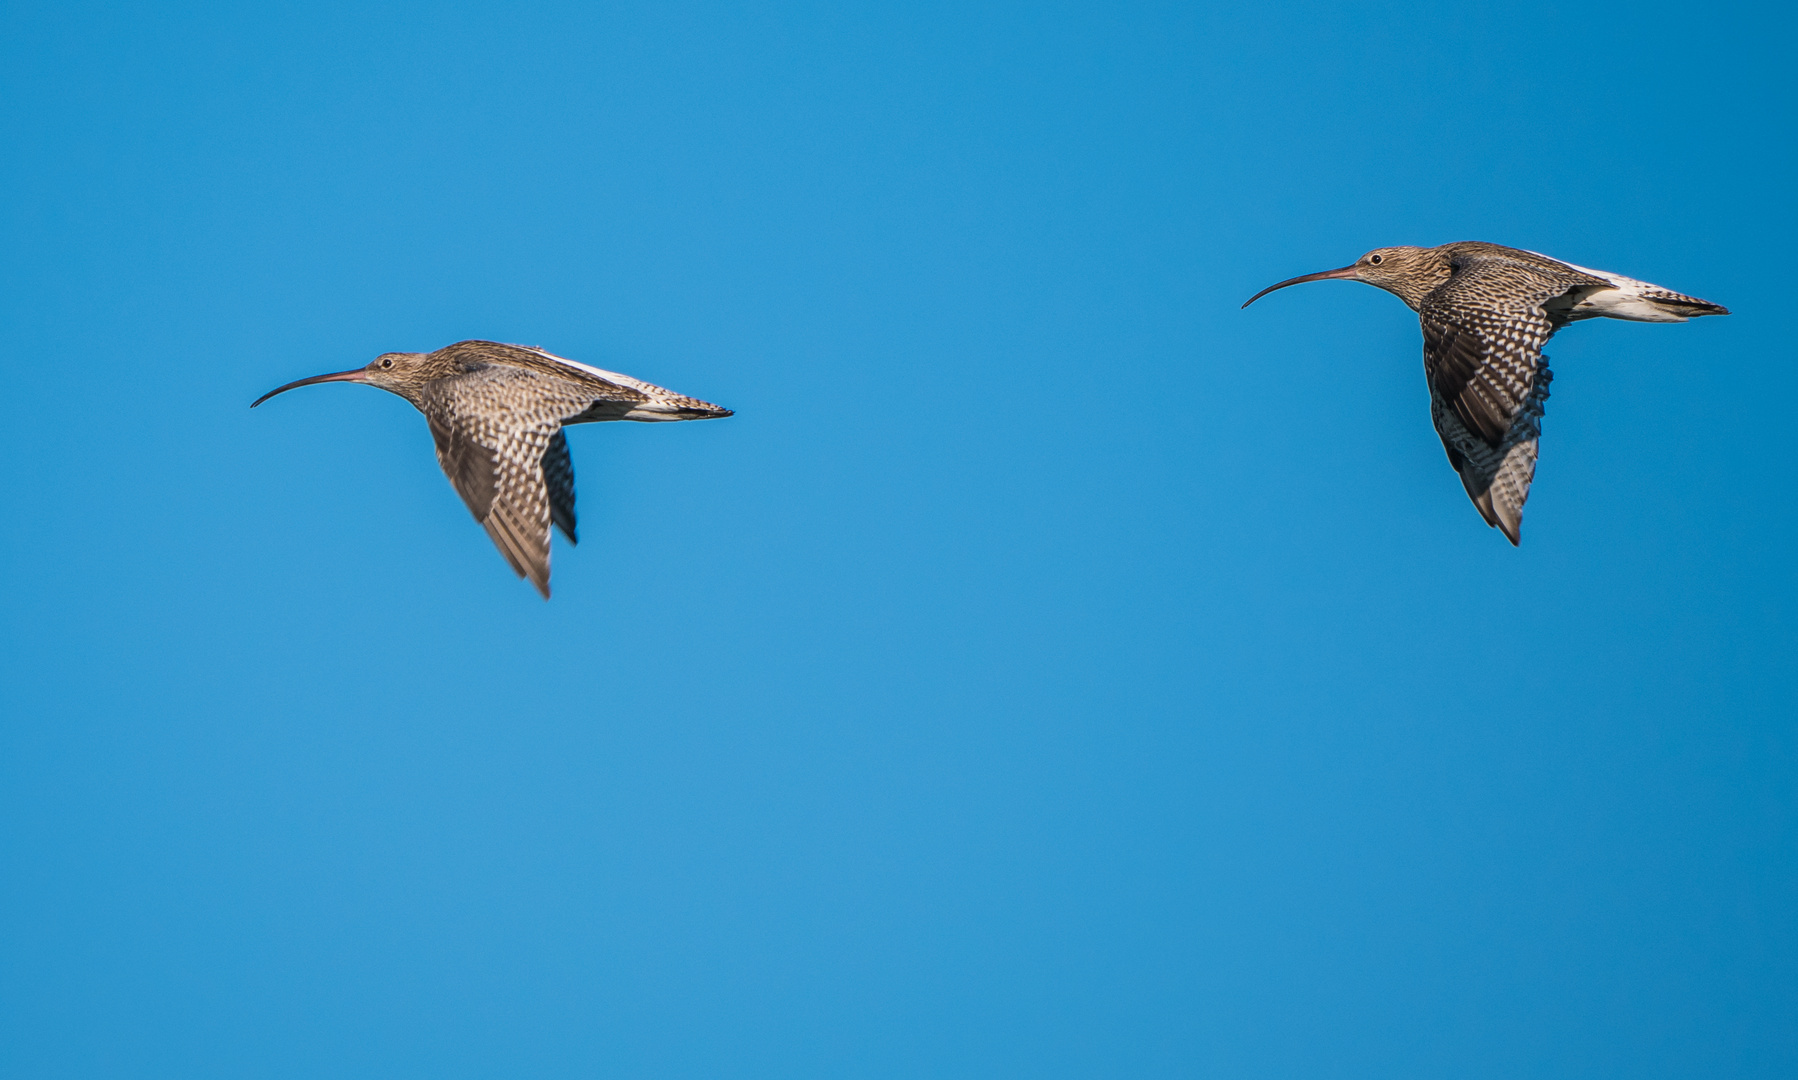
(1531, 255), (1732, 323)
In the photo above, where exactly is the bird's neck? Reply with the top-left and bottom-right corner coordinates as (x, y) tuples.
(1380, 252), (1453, 311)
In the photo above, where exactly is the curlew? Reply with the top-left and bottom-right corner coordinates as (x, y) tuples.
(1243, 242), (1727, 543)
(253, 340), (731, 597)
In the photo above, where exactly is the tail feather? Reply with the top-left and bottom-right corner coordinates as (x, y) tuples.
(1551, 259), (1730, 323)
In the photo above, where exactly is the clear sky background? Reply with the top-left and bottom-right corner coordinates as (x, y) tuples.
(1, 1), (1793, 1077)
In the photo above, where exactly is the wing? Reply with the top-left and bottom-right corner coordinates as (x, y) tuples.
(433, 340), (732, 422)
(420, 367), (592, 597)
(1421, 297), (1554, 448)
(1419, 258), (1576, 544)
(543, 429), (578, 545)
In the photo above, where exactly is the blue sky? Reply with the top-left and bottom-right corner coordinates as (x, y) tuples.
(1, 1), (1793, 1076)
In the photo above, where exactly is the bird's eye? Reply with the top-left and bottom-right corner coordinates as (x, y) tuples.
(1369, 253), (1384, 265)
(381, 357), (394, 369)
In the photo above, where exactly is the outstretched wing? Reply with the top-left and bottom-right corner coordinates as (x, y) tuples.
(1420, 302), (1553, 449)
(419, 366), (592, 597)
(1419, 256), (1587, 544)
(543, 429), (578, 545)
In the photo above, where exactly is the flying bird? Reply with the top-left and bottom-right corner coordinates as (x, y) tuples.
(1242, 242), (1727, 543)
(253, 340), (731, 597)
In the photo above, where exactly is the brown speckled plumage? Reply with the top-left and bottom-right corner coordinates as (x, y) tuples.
(253, 340), (731, 597)
(1244, 241), (1728, 544)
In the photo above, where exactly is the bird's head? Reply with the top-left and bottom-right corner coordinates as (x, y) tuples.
(251, 351), (431, 408)
(1242, 245), (1446, 311)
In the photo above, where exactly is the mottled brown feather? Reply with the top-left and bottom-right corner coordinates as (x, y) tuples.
(1418, 250), (1593, 450)
(425, 411), (497, 521)
(543, 429), (578, 545)
(420, 367), (595, 598)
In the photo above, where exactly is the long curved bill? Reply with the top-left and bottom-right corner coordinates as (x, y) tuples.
(1241, 265), (1360, 309)
(251, 368), (369, 408)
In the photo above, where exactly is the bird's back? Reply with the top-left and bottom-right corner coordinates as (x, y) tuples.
(433, 340), (732, 422)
